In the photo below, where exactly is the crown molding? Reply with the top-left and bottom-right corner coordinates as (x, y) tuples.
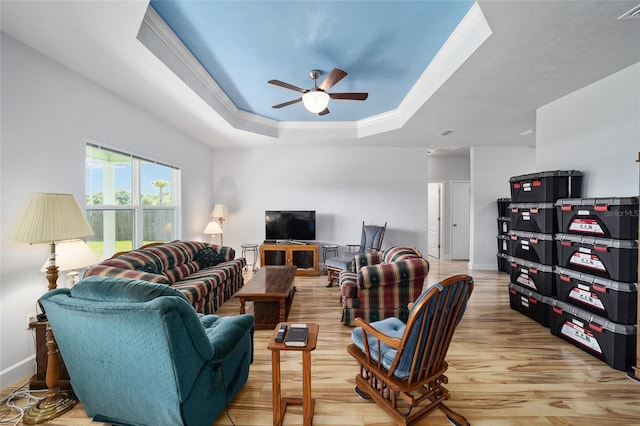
(138, 3), (490, 140)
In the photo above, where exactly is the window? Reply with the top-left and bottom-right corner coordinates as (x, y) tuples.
(85, 143), (180, 259)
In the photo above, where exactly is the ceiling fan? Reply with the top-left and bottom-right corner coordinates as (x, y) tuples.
(268, 68), (368, 116)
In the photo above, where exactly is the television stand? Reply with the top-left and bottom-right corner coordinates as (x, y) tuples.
(260, 243), (319, 276)
(287, 240), (307, 245)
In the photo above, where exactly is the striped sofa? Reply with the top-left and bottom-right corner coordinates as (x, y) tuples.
(84, 241), (245, 315)
(339, 246), (429, 326)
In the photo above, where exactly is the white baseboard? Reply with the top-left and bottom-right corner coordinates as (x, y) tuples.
(0, 354), (34, 389)
(468, 262), (498, 271)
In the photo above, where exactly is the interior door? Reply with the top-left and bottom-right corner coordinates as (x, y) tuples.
(451, 181), (470, 260)
(427, 183), (442, 258)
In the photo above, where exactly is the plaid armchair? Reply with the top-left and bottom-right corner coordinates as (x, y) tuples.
(339, 246), (430, 326)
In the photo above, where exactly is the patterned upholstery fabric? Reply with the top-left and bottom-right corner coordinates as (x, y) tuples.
(85, 241), (245, 314)
(339, 246), (429, 326)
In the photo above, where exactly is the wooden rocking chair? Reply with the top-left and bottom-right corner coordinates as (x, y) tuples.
(347, 274), (474, 426)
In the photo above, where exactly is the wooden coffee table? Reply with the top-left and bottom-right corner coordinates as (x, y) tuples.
(236, 266), (296, 329)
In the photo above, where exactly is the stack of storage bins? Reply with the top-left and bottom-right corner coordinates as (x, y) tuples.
(507, 170), (583, 328)
(552, 196), (638, 371)
(496, 198), (511, 273)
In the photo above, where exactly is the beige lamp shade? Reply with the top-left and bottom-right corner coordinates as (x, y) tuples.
(211, 204), (228, 221)
(41, 239), (99, 273)
(10, 193), (94, 243)
(203, 221), (223, 235)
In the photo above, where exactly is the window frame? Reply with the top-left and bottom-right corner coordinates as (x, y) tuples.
(85, 142), (181, 259)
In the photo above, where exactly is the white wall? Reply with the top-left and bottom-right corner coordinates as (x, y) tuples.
(469, 146), (536, 270)
(212, 147), (429, 260)
(536, 62), (640, 197)
(428, 155), (471, 259)
(0, 34), (215, 387)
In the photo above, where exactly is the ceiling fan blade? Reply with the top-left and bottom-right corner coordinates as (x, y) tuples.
(329, 92), (369, 101)
(268, 79), (307, 94)
(318, 108), (330, 116)
(318, 68), (347, 91)
(272, 98), (302, 109)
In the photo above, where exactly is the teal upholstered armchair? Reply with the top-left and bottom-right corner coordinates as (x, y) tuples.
(39, 275), (254, 426)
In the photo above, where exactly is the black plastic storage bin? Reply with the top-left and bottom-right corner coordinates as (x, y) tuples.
(509, 202), (557, 233)
(555, 267), (637, 324)
(555, 233), (638, 283)
(497, 217), (511, 235)
(509, 170), (583, 203)
(508, 256), (556, 296)
(509, 283), (551, 327)
(497, 253), (510, 273)
(508, 230), (556, 265)
(549, 299), (637, 371)
(555, 197), (639, 239)
(497, 234), (510, 254)
(497, 198), (512, 217)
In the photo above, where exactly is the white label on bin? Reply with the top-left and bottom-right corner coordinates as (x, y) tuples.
(569, 252), (606, 272)
(569, 287), (605, 310)
(517, 273), (536, 290)
(520, 296), (529, 308)
(502, 223), (508, 233)
(578, 210), (590, 216)
(522, 212), (531, 221)
(561, 321), (603, 354)
(569, 218), (604, 235)
(523, 183), (531, 192)
(521, 244), (530, 251)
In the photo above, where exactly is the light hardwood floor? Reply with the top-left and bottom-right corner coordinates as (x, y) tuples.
(3, 258), (640, 425)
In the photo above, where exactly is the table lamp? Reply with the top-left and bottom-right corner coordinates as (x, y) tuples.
(9, 193), (94, 424)
(211, 204), (228, 226)
(40, 239), (99, 287)
(203, 221), (223, 245)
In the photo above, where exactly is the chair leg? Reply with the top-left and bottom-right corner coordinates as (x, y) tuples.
(355, 374), (408, 426)
(439, 403), (470, 426)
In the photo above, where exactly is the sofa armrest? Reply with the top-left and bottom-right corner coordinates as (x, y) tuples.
(200, 314), (255, 362)
(339, 272), (359, 306)
(206, 244), (236, 262)
(84, 264), (170, 284)
(354, 251), (383, 272)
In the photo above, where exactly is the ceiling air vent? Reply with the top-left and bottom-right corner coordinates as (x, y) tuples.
(435, 129), (454, 136)
(618, 4), (640, 20)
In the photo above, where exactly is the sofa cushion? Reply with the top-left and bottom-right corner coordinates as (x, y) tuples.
(196, 247), (226, 268)
(71, 275), (188, 303)
(107, 250), (163, 272)
(84, 264), (170, 285)
(163, 261), (201, 284)
(137, 262), (159, 274)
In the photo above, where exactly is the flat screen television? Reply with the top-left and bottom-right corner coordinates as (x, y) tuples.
(265, 210), (316, 241)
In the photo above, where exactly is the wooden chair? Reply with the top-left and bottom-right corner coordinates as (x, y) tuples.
(347, 274), (474, 426)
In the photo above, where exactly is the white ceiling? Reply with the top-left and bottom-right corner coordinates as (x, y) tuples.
(1, 1), (639, 151)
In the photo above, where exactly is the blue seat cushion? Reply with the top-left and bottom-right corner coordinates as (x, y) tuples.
(351, 317), (409, 377)
(325, 253), (357, 270)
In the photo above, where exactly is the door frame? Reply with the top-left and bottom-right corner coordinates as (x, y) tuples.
(450, 180), (470, 260)
(427, 182), (444, 259)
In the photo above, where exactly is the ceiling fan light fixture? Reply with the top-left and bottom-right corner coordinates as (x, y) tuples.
(302, 90), (330, 113)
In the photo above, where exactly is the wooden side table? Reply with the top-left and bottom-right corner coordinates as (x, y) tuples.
(267, 322), (319, 426)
